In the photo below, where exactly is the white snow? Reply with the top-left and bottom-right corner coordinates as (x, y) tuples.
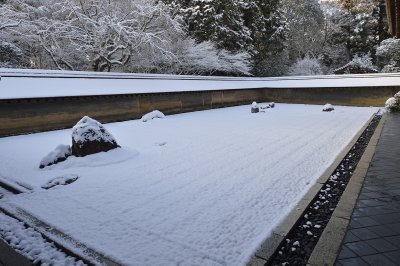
(39, 144), (71, 168)
(2, 68), (400, 99)
(72, 116), (116, 144)
(252, 101), (259, 108)
(0, 104), (377, 265)
(141, 110), (165, 122)
(0, 212), (85, 265)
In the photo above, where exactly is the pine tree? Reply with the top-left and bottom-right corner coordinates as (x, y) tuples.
(165, 0), (287, 76)
(166, 0), (251, 52)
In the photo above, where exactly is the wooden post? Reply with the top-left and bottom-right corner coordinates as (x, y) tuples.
(386, 0), (400, 37)
(397, 0), (400, 37)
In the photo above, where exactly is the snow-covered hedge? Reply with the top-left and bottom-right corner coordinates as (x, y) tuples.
(385, 91), (400, 112)
(39, 144), (71, 168)
(141, 110), (165, 122)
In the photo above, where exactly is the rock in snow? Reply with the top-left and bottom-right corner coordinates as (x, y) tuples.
(141, 110), (165, 122)
(39, 144), (71, 168)
(41, 175), (79, 189)
(71, 116), (119, 157)
(322, 103), (334, 112)
(260, 102), (275, 111)
(251, 101), (259, 113)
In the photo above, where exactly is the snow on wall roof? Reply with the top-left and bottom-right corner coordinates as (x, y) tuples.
(1, 68), (400, 99)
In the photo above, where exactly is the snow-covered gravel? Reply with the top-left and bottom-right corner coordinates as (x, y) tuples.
(0, 104), (377, 265)
(0, 212), (85, 265)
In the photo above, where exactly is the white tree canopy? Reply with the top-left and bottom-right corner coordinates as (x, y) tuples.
(0, 0), (250, 75)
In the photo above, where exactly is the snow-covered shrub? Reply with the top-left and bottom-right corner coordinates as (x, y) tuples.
(376, 38), (400, 72)
(385, 91), (400, 112)
(41, 175), (79, 189)
(322, 103), (334, 112)
(141, 110), (166, 122)
(382, 62), (400, 73)
(39, 144), (71, 169)
(289, 56), (323, 76)
(348, 54), (378, 73)
(72, 116), (120, 157)
(251, 102), (259, 113)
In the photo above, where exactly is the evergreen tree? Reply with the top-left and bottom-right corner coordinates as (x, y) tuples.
(166, 0), (252, 52)
(282, 0), (325, 64)
(241, 0), (287, 76)
(337, 0), (387, 59)
(166, 0), (287, 76)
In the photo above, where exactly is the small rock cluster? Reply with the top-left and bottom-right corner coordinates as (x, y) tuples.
(385, 91), (400, 112)
(39, 116), (119, 168)
(251, 101), (275, 113)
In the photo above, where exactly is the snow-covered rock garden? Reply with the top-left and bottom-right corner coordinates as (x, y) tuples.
(0, 104), (378, 265)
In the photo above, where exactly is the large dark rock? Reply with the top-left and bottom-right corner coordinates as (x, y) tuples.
(71, 116), (120, 157)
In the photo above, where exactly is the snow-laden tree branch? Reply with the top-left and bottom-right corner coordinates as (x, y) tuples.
(0, 0), (251, 75)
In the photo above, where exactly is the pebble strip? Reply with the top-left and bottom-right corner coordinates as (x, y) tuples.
(267, 114), (382, 266)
